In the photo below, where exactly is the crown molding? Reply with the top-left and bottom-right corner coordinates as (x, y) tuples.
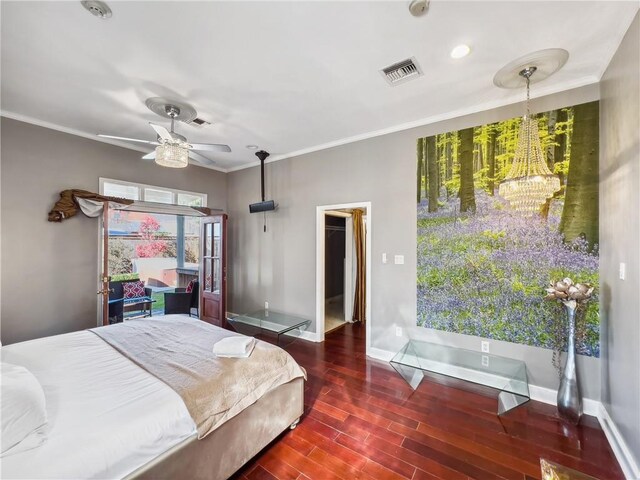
(3, 75), (598, 175)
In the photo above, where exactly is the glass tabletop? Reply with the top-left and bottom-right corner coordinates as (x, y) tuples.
(228, 310), (311, 335)
(391, 340), (529, 399)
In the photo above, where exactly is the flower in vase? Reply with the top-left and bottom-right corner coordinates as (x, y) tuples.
(544, 277), (594, 307)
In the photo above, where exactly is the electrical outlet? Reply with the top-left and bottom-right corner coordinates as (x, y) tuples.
(481, 341), (490, 353)
(265, 301), (269, 310)
(395, 327), (402, 337)
(619, 262), (626, 280)
(394, 255), (405, 265)
(482, 355), (489, 367)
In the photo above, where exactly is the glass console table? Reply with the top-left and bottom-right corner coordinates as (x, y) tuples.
(390, 340), (530, 415)
(227, 310), (311, 346)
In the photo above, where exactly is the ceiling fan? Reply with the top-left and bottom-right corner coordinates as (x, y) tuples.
(98, 102), (231, 168)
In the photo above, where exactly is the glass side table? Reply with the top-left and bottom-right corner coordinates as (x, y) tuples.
(390, 340), (530, 415)
(227, 310), (311, 346)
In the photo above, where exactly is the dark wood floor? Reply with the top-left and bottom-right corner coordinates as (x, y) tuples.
(233, 323), (622, 480)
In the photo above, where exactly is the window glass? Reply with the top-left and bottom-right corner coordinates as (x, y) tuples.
(144, 188), (174, 204)
(100, 179), (206, 207)
(103, 182), (139, 200)
(177, 193), (203, 207)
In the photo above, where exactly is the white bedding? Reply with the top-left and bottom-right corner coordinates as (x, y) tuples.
(0, 329), (197, 480)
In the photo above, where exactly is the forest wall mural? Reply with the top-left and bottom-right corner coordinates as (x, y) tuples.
(416, 100), (599, 357)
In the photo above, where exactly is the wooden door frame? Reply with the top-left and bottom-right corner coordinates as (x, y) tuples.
(200, 214), (228, 326)
(316, 202), (371, 355)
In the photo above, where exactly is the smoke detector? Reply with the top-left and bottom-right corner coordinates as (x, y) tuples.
(81, 1), (112, 19)
(381, 57), (423, 86)
(408, 0), (429, 17)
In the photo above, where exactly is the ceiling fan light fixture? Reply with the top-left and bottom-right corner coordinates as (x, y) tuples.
(155, 143), (189, 168)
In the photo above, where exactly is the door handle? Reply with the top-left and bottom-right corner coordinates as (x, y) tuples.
(97, 288), (114, 295)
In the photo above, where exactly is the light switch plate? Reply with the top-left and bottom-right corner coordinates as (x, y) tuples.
(382, 253), (388, 264)
(265, 301), (269, 310)
(619, 262), (626, 280)
(395, 327), (402, 337)
(394, 255), (404, 265)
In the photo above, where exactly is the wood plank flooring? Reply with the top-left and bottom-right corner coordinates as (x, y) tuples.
(232, 323), (623, 480)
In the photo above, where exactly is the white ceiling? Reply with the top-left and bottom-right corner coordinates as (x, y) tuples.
(1, 1), (637, 172)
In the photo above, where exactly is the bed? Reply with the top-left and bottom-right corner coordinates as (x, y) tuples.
(0, 315), (305, 480)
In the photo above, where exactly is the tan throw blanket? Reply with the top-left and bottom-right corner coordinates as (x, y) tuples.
(91, 315), (305, 438)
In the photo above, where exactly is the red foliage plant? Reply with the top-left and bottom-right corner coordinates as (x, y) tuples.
(135, 215), (167, 258)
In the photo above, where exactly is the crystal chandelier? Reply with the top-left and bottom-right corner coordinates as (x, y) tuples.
(155, 143), (189, 168)
(498, 67), (560, 215)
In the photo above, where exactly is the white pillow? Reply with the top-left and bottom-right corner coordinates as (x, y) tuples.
(1, 362), (48, 456)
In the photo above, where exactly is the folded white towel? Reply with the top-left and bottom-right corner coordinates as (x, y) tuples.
(213, 336), (256, 358)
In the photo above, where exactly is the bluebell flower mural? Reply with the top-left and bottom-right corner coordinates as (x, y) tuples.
(416, 101), (599, 357)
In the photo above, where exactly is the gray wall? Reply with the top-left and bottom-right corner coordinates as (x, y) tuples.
(0, 118), (226, 344)
(600, 12), (640, 469)
(227, 83), (602, 397)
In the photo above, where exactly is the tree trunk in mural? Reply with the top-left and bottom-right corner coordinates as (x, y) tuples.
(445, 133), (453, 182)
(559, 101), (599, 249)
(547, 110), (558, 167)
(416, 138), (424, 203)
(427, 136), (438, 212)
(555, 108), (568, 167)
(458, 127), (476, 213)
(487, 124), (496, 196)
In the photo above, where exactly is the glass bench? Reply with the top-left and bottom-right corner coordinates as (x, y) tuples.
(390, 339), (530, 415)
(227, 310), (311, 346)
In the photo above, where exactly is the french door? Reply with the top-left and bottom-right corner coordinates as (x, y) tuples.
(200, 215), (227, 326)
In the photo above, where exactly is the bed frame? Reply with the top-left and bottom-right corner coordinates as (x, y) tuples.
(126, 377), (304, 480)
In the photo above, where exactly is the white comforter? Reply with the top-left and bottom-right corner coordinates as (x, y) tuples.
(0, 329), (197, 479)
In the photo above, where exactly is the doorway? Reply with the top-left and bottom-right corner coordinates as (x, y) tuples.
(324, 214), (347, 333)
(316, 202), (371, 355)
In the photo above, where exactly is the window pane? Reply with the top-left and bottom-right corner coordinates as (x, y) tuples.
(177, 193), (203, 207)
(213, 222), (221, 257)
(103, 182), (139, 200)
(144, 188), (173, 204)
(205, 223), (212, 257)
(213, 258), (220, 294)
(204, 259), (212, 292)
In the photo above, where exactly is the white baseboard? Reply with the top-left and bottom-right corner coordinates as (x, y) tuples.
(295, 330), (322, 342)
(528, 384), (600, 417)
(598, 404), (640, 480)
(367, 347), (395, 362)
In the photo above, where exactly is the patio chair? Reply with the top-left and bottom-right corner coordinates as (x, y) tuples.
(109, 279), (154, 319)
(164, 280), (199, 317)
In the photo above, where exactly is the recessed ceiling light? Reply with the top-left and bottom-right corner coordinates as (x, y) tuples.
(450, 44), (471, 59)
(81, 1), (112, 19)
(246, 145), (259, 150)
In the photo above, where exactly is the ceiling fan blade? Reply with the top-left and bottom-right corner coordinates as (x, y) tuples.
(149, 123), (174, 142)
(189, 150), (216, 166)
(189, 142), (232, 153)
(142, 151), (156, 160)
(98, 134), (159, 145)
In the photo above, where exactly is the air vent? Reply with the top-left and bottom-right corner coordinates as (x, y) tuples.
(381, 57), (423, 86)
(186, 117), (211, 127)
